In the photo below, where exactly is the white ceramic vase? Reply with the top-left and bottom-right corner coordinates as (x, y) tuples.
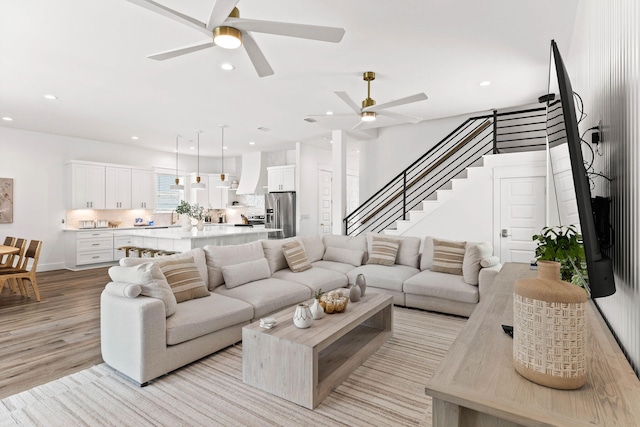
(181, 215), (192, 231)
(349, 283), (362, 302)
(293, 303), (313, 328)
(196, 219), (205, 231)
(310, 299), (324, 319)
(356, 274), (367, 296)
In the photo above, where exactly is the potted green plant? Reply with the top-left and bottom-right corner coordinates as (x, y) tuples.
(175, 200), (193, 231)
(190, 203), (210, 231)
(532, 225), (588, 289)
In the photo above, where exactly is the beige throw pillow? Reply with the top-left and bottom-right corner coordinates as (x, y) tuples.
(431, 239), (466, 275)
(367, 236), (400, 266)
(282, 240), (312, 272)
(156, 256), (210, 303)
(322, 247), (364, 266)
(222, 258), (271, 288)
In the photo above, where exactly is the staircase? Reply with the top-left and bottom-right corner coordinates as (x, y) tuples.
(344, 103), (559, 236)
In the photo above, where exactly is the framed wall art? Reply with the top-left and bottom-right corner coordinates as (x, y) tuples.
(0, 178), (13, 223)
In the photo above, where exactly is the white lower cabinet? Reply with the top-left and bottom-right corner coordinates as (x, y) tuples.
(113, 235), (134, 260)
(66, 231), (114, 269)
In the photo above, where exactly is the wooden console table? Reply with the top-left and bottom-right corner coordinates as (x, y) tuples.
(425, 262), (640, 426)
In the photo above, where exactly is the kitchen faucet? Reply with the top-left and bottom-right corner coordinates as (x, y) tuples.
(170, 210), (178, 225)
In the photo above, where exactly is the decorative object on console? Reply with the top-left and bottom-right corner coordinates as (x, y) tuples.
(513, 260), (587, 390)
(310, 289), (325, 319)
(293, 303), (313, 329)
(319, 290), (349, 314)
(348, 282), (361, 302)
(355, 273), (367, 296)
(533, 225), (587, 291)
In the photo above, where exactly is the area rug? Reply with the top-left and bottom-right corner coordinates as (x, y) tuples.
(0, 307), (465, 427)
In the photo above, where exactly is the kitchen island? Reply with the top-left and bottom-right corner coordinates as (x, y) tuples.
(64, 225), (281, 270)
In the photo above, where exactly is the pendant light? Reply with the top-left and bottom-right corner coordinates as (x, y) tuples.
(191, 130), (206, 189)
(217, 125), (230, 188)
(169, 135), (184, 190)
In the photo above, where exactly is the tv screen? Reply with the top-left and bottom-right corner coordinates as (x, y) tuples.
(547, 40), (615, 298)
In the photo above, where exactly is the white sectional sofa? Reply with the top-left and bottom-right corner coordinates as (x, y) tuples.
(100, 233), (501, 385)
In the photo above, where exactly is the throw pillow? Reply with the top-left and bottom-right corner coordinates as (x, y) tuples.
(119, 248), (210, 289)
(366, 236), (400, 266)
(297, 235), (325, 263)
(322, 246), (365, 266)
(431, 239), (467, 275)
(480, 255), (500, 268)
(222, 258), (271, 289)
(108, 263), (178, 317)
(282, 240), (312, 272)
(462, 242), (493, 285)
(156, 256), (210, 303)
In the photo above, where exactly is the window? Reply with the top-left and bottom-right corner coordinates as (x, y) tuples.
(155, 172), (184, 212)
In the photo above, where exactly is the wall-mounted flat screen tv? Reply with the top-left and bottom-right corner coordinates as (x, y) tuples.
(547, 40), (615, 298)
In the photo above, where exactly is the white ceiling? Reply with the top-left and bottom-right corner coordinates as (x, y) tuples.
(0, 0), (579, 158)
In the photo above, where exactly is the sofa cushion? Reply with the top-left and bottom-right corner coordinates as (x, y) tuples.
(221, 258), (271, 289)
(322, 247), (364, 267)
(367, 236), (400, 266)
(203, 241), (265, 289)
(431, 238), (466, 275)
(282, 240), (312, 272)
(480, 255), (500, 268)
(213, 278), (311, 319)
(156, 257), (210, 303)
(297, 235), (325, 263)
(261, 238), (297, 274)
(367, 233), (421, 268)
(108, 263), (177, 317)
(420, 236), (434, 271)
(104, 281), (141, 298)
(323, 234), (368, 263)
(347, 264), (420, 293)
(166, 294), (254, 346)
(273, 266), (347, 294)
(311, 260), (357, 274)
(462, 242), (493, 285)
(120, 248), (209, 289)
(403, 270), (479, 304)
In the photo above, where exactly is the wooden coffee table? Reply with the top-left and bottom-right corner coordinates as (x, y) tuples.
(242, 292), (393, 409)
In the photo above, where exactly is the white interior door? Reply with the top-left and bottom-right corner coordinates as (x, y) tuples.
(346, 174), (359, 215)
(499, 177), (546, 263)
(318, 169), (332, 235)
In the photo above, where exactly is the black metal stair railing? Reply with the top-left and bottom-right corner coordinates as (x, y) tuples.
(344, 103), (561, 236)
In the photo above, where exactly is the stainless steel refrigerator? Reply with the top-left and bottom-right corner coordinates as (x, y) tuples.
(265, 192), (296, 238)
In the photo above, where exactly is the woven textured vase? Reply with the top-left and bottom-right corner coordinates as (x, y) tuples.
(513, 260), (588, 389)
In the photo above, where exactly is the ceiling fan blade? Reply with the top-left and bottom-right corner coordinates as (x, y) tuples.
(125, 0), (211, 37)
(377, 110), (424, 124)
(230, 18), (345, 43)
(334, 91), (362, 115)
(351, 120), (369, 131)
(242, 32), (274, 77)
(206, 0), (240, 31)
(365, 93), (428, 112)
(148, 41), (215, 61)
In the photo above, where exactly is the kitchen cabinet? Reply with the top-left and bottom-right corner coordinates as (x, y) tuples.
(113, 234), (134, 260)
(268, 165), (295, 192)
(105, 167), (132, 209)
(67, 162), (106, 209)
(210, 186), (229, 209)
(65, 230), (114, 269)
(131, 168), (155, 209)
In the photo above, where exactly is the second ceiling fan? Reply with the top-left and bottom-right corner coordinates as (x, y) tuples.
(126, 0), (345, 77)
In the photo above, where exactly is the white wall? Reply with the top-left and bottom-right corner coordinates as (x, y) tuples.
(0, 127), (229, 271)
(567, 0), (640, 374)
(297, 142), (332, 236)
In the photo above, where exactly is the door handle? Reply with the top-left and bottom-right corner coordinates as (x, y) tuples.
(501, 229), (511, 237)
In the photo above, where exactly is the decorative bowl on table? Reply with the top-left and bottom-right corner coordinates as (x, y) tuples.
(319, 290), (349, 314)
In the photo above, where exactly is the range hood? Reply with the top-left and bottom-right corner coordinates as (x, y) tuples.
(235, 151), (268, 195)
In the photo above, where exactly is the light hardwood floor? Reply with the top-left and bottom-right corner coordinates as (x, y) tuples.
(0, 267), (110, 399)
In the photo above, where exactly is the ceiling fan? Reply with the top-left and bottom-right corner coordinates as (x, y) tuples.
(309, 71), (428, 130)
(125, 0), (345, 77)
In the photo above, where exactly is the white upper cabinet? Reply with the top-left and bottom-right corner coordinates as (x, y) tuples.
(67, 162), (106, 209)
(131, 168), (155, 209)
(268, 165), (295, 192)
(105, 167), (132, 209)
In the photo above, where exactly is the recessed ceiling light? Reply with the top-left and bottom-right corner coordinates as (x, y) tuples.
(249, 141), (255, 145)
(326, 111), (334, 115)
(44, 94), (58, 100)
(479, 81), (491, 86)
(189, 146), (195, 150)
(223, 146), (228, 150)
(2, 117), (13, 121)
(220, 63), (235, 71)
(131, 136), (139, 140)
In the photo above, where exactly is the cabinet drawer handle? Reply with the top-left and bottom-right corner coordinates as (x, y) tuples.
(92, 256), (100, 259)
(92, 243), (100, 246)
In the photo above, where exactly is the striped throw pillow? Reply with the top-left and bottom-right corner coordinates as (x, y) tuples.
(282, 240), (312, 272)
(367, 236), (400, 266)
(157, 256), (210, 303)
(431, 239), (467, 275)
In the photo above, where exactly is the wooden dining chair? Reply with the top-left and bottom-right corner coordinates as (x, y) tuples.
(0, 240), (43, 301)
(0, 238), (27, 292)
(0, 236), (17, 267)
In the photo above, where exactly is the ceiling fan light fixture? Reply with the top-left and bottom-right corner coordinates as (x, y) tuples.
(214, 26), (242, 49)
(361, 111), (376, 122)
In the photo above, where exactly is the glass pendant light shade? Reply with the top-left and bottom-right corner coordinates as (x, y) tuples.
(170, 135), (184, 190)
(361, 111), (376, 122)
(192, 131), (206, 189)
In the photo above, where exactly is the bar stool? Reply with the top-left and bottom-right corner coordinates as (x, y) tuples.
(142, 248), (161, 258)
(117, 246), (138, 258)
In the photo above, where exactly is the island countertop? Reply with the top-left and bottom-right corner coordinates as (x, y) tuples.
(126, 225), (280, 240)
